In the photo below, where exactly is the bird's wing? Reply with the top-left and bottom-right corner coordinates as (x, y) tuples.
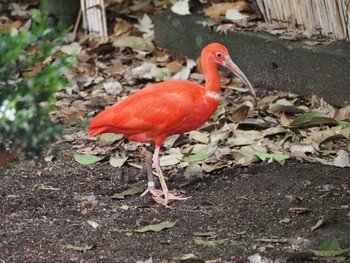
(89, 81), (203, 135)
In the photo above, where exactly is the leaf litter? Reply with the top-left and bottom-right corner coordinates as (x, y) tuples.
(33, 0), (349, 187)
(2, 1), (350, 262)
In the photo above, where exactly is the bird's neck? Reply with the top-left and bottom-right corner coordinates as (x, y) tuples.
(202, 59), (221, 95)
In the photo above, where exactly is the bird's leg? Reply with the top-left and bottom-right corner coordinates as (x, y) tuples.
(140, 145), (163, 197)
(152, 146), (189, 204)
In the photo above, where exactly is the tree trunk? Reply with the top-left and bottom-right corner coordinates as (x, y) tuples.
(40, 0), (80, 27)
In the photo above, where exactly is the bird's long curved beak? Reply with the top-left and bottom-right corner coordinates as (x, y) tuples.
(224, 56), (257, 101)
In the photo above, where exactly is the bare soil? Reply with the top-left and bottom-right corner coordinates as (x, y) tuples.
(1, 143), (349, 263)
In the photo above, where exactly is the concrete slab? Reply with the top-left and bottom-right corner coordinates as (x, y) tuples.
(154, 11), (350, 107)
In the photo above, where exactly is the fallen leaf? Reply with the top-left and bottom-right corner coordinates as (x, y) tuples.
(160, 153), (182, 166)
(172, 59), (196, 80)
(202, 161), (231, 172)
(99, 133), (124, 146)
(137, 14), (153, 36)
(318, 237), (341, 251)
(113, 18), (133, 36)
(109, 156), (128, 168)
(334, 149), (350, 168)
(262, 127), (287, 137)
(150, 64), (172, 80)
(247, 253), (262, 263)
(253, 149), (289, 165)
(269, 99), (304, 113)
(329, 105), (350, 120)
(289, 207), (311, 214)
(87, 220), (99, 229)
(311, 213), (335, 231)
(60, 42), (82, 55)
(112, 185), (145, 199)
(228, 137), (255, 147)
(280, 112), (291, 126)
(134, 221), (176, 233)
(103, 81), (123, 95)
(66, 244), (94, 252)
(32, 184), (61, 191)
(193, 236), (229, 247)
(290, 111), (338, 128)
(234, 129), (263, 140)
(184, 162), (203, 178)
(188, 130), (209, 144)
(112, 36), (154, 52)
(226, 8), (249, 21)
(232, 145), (259, 166)
(120, 205), (129, 211)
(74, 153), (104, 165)
(183, 141), (218, 162)
(204, 2), (249, 19)
(179, 253), (204, 263)
(290, 144), (315, 154)
(171, 0), (190, 15)
(311, 247), (350, 257)
(231, 105), (250, 122)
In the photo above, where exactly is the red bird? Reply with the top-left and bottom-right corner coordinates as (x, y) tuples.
(88, 43), (256, 204)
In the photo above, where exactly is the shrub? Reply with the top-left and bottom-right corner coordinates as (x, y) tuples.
(0, 10), (76, 156)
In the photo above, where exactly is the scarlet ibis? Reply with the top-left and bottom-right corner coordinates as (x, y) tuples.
(88, 43), (256, 204)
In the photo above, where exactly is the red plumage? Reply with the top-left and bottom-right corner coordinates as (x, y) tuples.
(88, 43), (256, 204)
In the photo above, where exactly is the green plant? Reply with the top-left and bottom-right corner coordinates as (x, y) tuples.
(0, 10), (76, 156)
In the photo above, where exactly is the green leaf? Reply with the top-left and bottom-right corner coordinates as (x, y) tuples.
(183, 141), (218, 162)
(311, 247), (350, 257)
(66, 244), (94, 252)
(112, 185), (145, 199)
(253, 149), (289, 165)
(318, 237), (341, 251)
(290, 111), (338, 128)
(74, 153), (104, 165)
(134, 221), (176, 233)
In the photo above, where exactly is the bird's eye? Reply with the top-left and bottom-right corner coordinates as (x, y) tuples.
(216, 52), (222, 58)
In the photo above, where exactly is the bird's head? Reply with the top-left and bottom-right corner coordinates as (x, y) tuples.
(201, 43), (257, 101)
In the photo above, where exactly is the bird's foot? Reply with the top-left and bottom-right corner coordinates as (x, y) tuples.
(140, 186), (164, 197)
(154, 191), (190, 205)
(140, 187), (190, 204)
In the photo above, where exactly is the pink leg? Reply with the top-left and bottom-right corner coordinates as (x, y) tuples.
(152, 146), (189, 204)
(140, 148), (163, 197)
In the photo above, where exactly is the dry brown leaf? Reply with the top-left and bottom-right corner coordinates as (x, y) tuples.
(166, 60), (183, 73)
(231, 105), (250, 122)
(112, 36), (154, 52)
(204, 1), (250, 20)
(234, 130), (263, 140)
(188, 131), (209, 144)
(340, 127), (350, 138)
(202, 161), (231, 172)
(330, 105), (350, 120)
(113, 18), (133, 37)
(210, 128), (230, 142)
(257, 94), (279, 108)
(0, 18), (21, 33)
(280, 112), (290, 127)
(269, 99), (304, 113)
(262, 127), (288, 137)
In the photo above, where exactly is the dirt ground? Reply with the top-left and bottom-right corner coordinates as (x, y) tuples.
(1, 143), (349, 263)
